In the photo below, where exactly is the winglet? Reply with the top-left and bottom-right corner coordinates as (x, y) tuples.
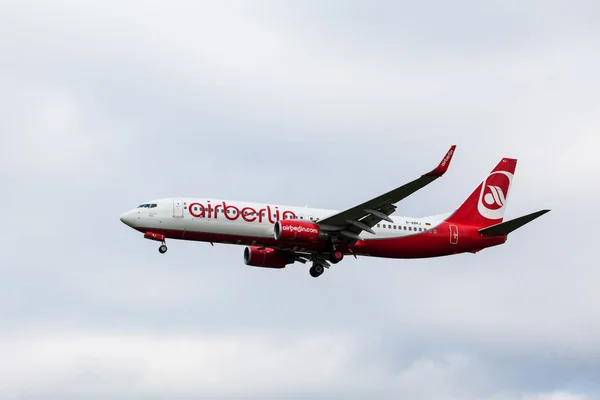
(424, 145), (456, 177)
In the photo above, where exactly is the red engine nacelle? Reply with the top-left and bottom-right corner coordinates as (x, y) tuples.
(243, 246), (293, 269)
(273, 220), (327, 242)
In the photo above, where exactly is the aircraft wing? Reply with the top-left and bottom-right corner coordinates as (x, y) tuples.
(317, 145), (456, 242)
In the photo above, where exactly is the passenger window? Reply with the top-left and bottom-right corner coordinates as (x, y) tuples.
(409, 227), (412, 231)
(382, 224), (386, 228)
(377, 224), (380, 228)
(393, 225), (396, 229)
(403, 226), (407, 230)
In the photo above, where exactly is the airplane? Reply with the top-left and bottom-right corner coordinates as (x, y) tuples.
(119, 146), (549, 278)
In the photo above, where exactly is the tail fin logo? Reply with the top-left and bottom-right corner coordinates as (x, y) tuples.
(477, 171), (513, 220)
(484, 185), (506, 208)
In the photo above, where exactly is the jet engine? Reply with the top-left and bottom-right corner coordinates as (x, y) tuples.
(273, 220), (328, 242)
(243, 246), (293, 269)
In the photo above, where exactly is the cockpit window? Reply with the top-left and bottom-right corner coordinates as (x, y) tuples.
(150, 204), (157, 208)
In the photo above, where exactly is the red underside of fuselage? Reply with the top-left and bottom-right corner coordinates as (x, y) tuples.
(135, 221), (507, 259)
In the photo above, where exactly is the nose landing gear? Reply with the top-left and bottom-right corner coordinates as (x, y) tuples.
(144, 232), (168, 254)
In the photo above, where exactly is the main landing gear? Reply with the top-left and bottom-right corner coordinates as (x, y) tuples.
(158, 244), (168, 254)
(329, 251), (344, 264)
(306, 250), (345, 278)
(309, 263), (325, 278)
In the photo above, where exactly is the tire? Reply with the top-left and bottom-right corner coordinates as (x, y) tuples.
(159, 245), (168, 254)
(329, 251), (344, 264)
(311, 264), (324, 277)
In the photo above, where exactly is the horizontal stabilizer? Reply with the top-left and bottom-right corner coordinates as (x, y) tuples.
(478, 209), (550, 236)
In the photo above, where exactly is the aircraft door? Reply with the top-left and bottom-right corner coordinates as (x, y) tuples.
(449, 224), (458, 244)
(173, 199), (184, 218)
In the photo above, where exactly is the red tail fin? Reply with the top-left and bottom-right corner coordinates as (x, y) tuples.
(446, 158), (517, 228)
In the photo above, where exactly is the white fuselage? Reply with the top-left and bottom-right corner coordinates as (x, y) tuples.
(120, 198), (449, 242)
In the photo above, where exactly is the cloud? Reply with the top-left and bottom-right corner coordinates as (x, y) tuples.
(3, 329), (591, 400)
(0, 330), (355, 398)
(520, 393), (590, 400)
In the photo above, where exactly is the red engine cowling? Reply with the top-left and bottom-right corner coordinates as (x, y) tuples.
(244, 246), (292, 269)
(273, 220), (326, 242)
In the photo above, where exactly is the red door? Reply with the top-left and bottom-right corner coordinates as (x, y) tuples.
(449, 224), (458, 244)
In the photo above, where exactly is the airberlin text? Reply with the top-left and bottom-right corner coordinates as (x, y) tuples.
(188, 201), (296, 224)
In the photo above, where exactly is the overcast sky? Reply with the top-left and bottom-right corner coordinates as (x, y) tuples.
(1, 1), (599, 399)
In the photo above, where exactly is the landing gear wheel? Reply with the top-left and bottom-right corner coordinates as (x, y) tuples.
(309, 264), (324, 278)
(158, 244), (168, 254)
(329, 251), (344, 264)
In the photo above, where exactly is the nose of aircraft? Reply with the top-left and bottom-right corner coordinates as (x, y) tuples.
(120, 210), (136, 228)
